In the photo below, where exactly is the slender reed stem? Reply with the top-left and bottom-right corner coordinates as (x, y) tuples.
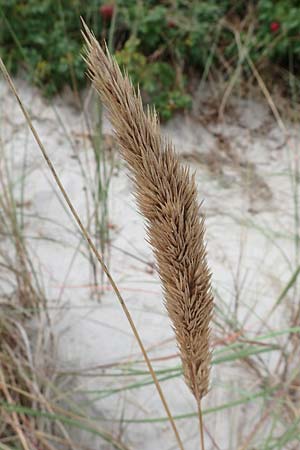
(0, 57), (185, 450)
(197, 399), (205, 450)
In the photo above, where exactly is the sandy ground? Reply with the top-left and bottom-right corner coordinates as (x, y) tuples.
(0, 78), (299, 449)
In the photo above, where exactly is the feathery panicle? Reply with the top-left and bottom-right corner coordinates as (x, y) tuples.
(82, 24), (213, 401)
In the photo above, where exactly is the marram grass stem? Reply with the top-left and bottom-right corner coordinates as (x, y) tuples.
(82, 22), (214, 450)
(0, 56), (184, 450)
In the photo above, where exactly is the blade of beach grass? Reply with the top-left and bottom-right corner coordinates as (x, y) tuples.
(70, 326), (300, 427)
(237, 399), (281, 450)
(246, 53), (285, 133)
(1, 383), (278, 424)
(0, 57), (185, 450)
(267, 264), (300, 321)
(75, 341), (280, 405)
(0, 401), (131, 450)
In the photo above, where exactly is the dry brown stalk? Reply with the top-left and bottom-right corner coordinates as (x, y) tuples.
(0, 55), (184, 450)
(82, 24), (214, 446)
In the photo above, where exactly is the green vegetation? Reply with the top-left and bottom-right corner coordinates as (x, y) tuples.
(1, 1), (300, 119)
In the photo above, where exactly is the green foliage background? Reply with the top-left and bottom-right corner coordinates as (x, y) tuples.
(1, 0), (300, 119)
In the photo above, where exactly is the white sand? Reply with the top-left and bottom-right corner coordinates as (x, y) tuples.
(0, 78), (298, 449)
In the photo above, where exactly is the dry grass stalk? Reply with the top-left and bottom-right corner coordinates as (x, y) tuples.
(82, 24), (213, 422)
(0, 55), (185, 450)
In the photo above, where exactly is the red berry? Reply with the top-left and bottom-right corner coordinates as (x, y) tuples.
(100, 4), (114, 21)
(167, 20), (176, 29)
(270, 21), (280, 33)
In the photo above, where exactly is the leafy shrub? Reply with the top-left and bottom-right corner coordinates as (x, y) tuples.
(257, 0), (300, 63)
(1, 0), (300, 119)
(115, 37), (191, 120)
(0, 0), (92, 95)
